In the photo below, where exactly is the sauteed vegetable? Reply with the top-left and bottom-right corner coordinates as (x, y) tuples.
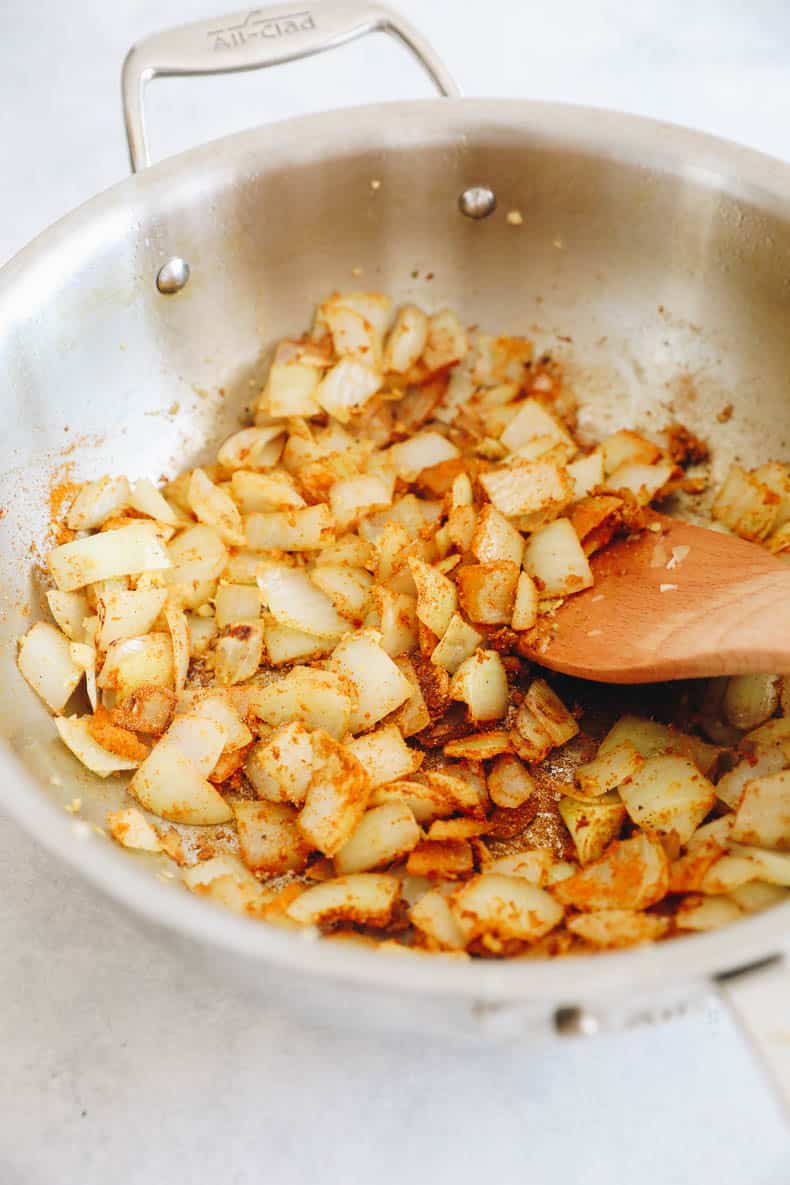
(18, 292), (790, 957)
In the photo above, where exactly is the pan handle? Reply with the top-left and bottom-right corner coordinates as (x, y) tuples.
(717, 956), (790, 1117)
(122, 2), (460, 172)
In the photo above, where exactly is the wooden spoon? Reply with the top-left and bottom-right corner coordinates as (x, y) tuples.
(520, 514), (790, 683)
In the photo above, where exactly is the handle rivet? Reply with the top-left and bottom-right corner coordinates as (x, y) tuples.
(554, 1006), (600, 1036)
(458, 185), (497, 220)
(156, 257), (190, 294)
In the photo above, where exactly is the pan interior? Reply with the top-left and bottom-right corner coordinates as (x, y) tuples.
(1, 100), (789, 986)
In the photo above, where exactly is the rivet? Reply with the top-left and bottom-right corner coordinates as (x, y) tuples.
(156, 257), (190, 294)
(554, 1005), (600, 1037)
(458, 185), (497, 220)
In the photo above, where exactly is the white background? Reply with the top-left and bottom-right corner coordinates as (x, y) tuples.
(1, 1), (789, 1181)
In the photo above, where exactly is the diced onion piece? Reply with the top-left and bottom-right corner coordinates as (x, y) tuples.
(443, 731), (511, 760)
(329, 630), (412, 733)
(600, 429), (662, 474)
(215, 622), (264, 685)
(423, 769), (487, 818)
(66, 476), (130, 529)
(700, 853), (756, 894)
(423, 309), (468, 371)
(164, 603), (190, 692)
(231, 469), (305, 512)
(111, 685), (176, 735)
(165, 711), (228, 776)
(315, 359), (382, 423)
(98, 633), (174, 700)
(298, 730), (371, 856)
(335, 801), (421, 874)
(187, 614), (217, 657)
(731, 770), (790, 850)
(456, 561), (519, 624)
(451, 875), (563, 944)
(182, 854), (269, 914)
(246, 721), (315, 805)
(373, 588), (418, 657)
(165, 525), (227, 607)
(245, 504), (334, 551)
(250, 667), (354, 739)
(479, 460), (572, 520)
(559, 792), (626, 864)
(568, 909), (669, 948)
(214, 584), (261, 628)
(618, 755), (716, 845)
(370, 780), (448, 824)
(408, 558), (457, 638)
(315, 533), (373, 569)
(70, 642), (97, 710)
(501, 399), (575, 460)
(47, 590), (88, 641)
(487, 754), (535, 809)
(410, 890), (466, 950)
(233, 799), (311, 874)
(322, 292), (391, 361)
(187, 468), (245, 547)
(723, 674), (779, 732)
(576, 740), (644, 797)
(523, 518), (592, 598)
(449, 649), (508, 722)
(605, 461), (674, 504)
(217, 426), (285, 472)
(309, 566), (372, 624)
(407, 839), (474, 879)
(106, 807), (162, 852)
(729, 844), (790, 886)
(729, 881), (789, 912)
(18, 622), (84, 712)
(740, 716), (790, 756)
(384, 304), (428, 372)
(753, 461), (790, 528)
(129, 478), (181, 525)
(286, 873), (400, 927)
(48, 522), (171, 592)
(265, 361), (321, 418)
(553, 832), (669, 911)
(471, 334), (532, 386)
(567, 452), (605, 500)
(511, 703), (553, 764)
(511, 571), (539, 631)
(712, 463), (778, 541)
(96, 587), (167, 650)
(131, 736), (232, 824)
(329, 474), (393, 529)
(483, 850), (553, 884)
(264, 624), (332, 665)
(431, 613), (483, 674)
(257, 565), (347, 638)
(524, 679), (579, 747)
(389, 432), (460, 481)
(598, 715), (719, 776)
(715, 747), (788, 809)
(346, 723), (423, 787)
(391, 657), (431, 737)
(471, 504), (525, 566)
(55, 715), (141, 776)
(675, 894), (743, 931)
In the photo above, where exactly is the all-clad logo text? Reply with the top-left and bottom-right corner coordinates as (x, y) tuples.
(208, 9), (315, 51)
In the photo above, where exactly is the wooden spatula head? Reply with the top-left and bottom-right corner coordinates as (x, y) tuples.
(520, 514), (790, 683)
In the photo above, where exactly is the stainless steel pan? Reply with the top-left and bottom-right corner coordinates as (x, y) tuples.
(1, 0), (789, 1099)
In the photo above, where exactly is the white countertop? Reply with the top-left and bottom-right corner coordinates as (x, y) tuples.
(1, 2), (789, 1181)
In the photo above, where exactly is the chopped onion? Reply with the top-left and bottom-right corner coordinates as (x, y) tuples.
(48, 522), (171, 592)
(18, 622), (84, 712)
(257, 565), (347, 637)
(67, 476), (130, 530)
(55, 715), (140, 776)
(286, 873), (400, 927)
(96, 586), (167, 650)
(46, 590), (88, 641)
(187, 468), (245, 546)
